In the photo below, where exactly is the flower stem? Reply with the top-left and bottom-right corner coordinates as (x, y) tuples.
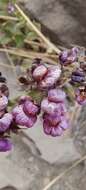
(43, 154), (86, 190)
(0, 47), (58, 64)
(0, 15), (18, 21)
(15, 4), (61, 54)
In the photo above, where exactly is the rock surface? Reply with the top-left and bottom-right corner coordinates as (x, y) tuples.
(19, 0), (86, 47)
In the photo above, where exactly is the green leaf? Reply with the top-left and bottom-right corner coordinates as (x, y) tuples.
(26, 31), (38, 41)
(0, 35), (11, 45)
(4, 22), (22, 35)
(15, 34), (24, 48)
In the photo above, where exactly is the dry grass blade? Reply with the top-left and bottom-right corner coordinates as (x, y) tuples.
(0, 15), (18, 21)
(24, 39), (47, 49)
(15, 4), (61, 54)
(42, 154), (86, 190)
(3, 45), (17, 78)
(0, 48), (58, 64)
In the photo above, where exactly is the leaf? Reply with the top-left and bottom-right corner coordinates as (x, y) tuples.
(4, 22), (22, 35)
(0, 35), (11, 45)
(26, 31), (38, 41)
(15, 34), (24, 48)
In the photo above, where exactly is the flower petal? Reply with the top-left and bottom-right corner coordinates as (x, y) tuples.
(0, 138), (13, 152)
(51, 126), (63, 137)
(0, 113), (13, 132)
(48, 89), (66, 103)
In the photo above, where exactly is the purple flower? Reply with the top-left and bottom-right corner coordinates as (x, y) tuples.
(75, 88), (86, 105)
(71, 47), (79, 54)
(32, 64), (48, 81)
(59, 47), (78, 65)
(15, 110), (37, 128)
(43, 119), (63, 137)
(71, 69), (85, 83)
(43, 115), (69, 137)
(48, 89), (66, 103)
(39, 76), (56, 89)
(12, 105), (37, 128)
(41, 98), (59, 114)
(41, 98), (67, 115)
(12, 105), (23, 117)
(0, 113), (13, 132)
(39, 66), (61, 89)
(0, 95), (8, 111)
(8, 3), (15, 14)
(59, 50), (68, 63)
(47, 66), (61, 79)
(43, 113), (61, 126)
(23, 100), (39, 116)
(0, 138), (13, 152)
(41, 89), (69, 137)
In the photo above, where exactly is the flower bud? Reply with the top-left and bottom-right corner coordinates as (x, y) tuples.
(43, 113), (61, 126)
(71, 69), (85, 83)
(43, 119), (63, 137)
(59, 50), (68, 64)
(41, 98), (58, 114)
(39, 66), (61, 89)
(0, 95), (8, 111)
(0, 138), (13, 152)
(15, 109), (37, 128)
(32, 64), (48, 81)
(23, 100), (39, 116)
(8, 3), (15, 14)
(41, 98), (67, 115)
(0, 113), (13, 132)
(48, 89), (66, 103)
(12, 105), (23, 117)
(75, 87), (86, 105)
(59, 47), (78, 65)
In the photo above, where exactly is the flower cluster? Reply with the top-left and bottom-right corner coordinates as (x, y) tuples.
(60, 47), (86, 105)
(1, 0), (86, 153)
(0, 46), (86, 152)
(41, 89), (69, 137)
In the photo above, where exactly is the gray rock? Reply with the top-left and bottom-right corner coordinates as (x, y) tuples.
(19, 0), (86, 47)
